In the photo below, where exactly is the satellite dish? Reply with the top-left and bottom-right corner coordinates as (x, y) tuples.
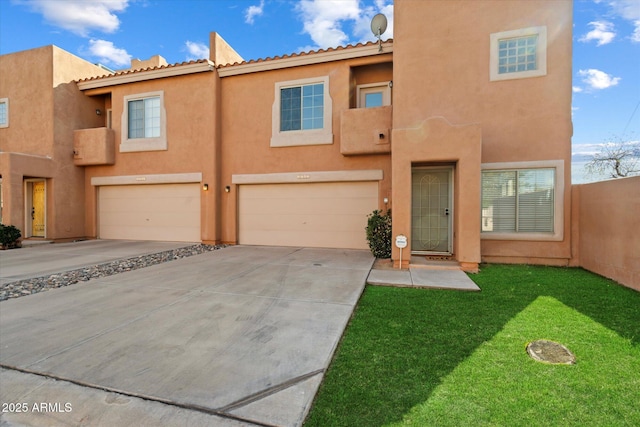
(371, 13), (388, 37)
(371, 13), (388, 51)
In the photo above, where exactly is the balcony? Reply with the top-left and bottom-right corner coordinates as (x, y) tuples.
(340, 105), (392, 156)
(73, 127), (115, 166)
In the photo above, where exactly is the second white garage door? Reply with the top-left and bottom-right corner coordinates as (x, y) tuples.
(238, 181), (378, 249)
(99, 183), (200, 242)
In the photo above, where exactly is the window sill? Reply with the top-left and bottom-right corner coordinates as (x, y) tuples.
(270, 131), (333, 147)
(481, 231), (563, 242)
(120, 137), (167, 153)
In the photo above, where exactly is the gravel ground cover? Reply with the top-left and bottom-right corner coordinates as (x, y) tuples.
(0, 244), (224, 302)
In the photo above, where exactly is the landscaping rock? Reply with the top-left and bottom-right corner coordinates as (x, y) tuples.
(0, 244), (224, 302)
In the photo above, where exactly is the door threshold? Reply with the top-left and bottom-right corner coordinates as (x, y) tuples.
(410, 256), (460, 271)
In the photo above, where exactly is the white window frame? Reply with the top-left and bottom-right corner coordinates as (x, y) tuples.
(0, 98), (9, 128)
(271, 76), (333, 147)
(121, 91), (167, 152)
(490, 26), (547, 82)
(357, 82), (391, 108)
(481, 160), (564, 241)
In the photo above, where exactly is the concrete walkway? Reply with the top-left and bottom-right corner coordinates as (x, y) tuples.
(367, 259), (481, 291)
(0, 244), (373, 427)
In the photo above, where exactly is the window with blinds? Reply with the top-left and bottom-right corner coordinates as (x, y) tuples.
(481, 168), (554, 233)
(128, 96), (161, 139)
(121, 91), (166, 152)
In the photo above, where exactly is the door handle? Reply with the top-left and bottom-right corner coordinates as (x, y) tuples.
(444, 208), (450, 216)
(31, 207), (35, 220)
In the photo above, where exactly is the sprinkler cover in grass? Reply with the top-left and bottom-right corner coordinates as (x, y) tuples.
(526, 340), (576, 365)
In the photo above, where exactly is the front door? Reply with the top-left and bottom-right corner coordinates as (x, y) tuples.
(411, 167), (453, 254)
(31, 181), (45, 237)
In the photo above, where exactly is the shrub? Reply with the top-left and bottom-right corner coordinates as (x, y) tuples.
(366, 209), (392, 258)
(0, 224), (22, 249)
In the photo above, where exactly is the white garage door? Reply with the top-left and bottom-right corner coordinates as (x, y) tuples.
(239, 181), (378, 249)
(99, 184), (200, 242)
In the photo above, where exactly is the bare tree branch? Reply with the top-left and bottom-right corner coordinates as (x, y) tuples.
(585, 136), (640, 179)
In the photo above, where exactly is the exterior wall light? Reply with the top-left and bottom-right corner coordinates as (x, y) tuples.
(224, 186), (231, 193)
(202, 183), (209, 191)
(96, 109), (102, 115)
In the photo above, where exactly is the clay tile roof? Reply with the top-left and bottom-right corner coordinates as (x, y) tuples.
(216, 39), (393, 69)
(76, 59), (212, 83)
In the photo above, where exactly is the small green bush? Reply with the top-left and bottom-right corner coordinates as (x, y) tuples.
(0, 224), (22, 249)
(366, 209), (392, 258)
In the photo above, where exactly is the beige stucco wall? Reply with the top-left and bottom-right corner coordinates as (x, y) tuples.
(0, 46), (104, 239)
(571, 177), (640, 291)
(81, 70), (220, 242)
(219, 54), (393, 245)
(392, 118), (482, 270)
(210, 32), (244, 66)
(392, 0), (573, 268)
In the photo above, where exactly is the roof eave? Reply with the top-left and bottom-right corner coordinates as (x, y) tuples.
(218, 41), (393, 77)
(77, 60), (215, 91)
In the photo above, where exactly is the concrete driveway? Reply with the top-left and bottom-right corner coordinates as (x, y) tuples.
(0, 240), (194, 284)
(0, 242), (373, 426)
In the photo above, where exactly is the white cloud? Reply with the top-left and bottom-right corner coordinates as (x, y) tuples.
(579, 21), (616, 45)
(185, 41), (209, 61)
(632, 20), (640, 42)
(295, 0), (393, 50)
(87, 39), (131, 67)
(578, 68), (621, 90)
(600, 0), (640, 42)
(245, 0), (265, 24)
(24, 0), (129, 37)
(352, 0), (394, 44)
(573, 86), (584, 93)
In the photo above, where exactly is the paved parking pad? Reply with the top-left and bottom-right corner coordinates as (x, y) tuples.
(0, 240), (194, 284)
(0, 245), (373, 427)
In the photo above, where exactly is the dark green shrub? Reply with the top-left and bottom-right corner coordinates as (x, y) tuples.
(0, 224), (22, 249)
(365, 209), (392, 258)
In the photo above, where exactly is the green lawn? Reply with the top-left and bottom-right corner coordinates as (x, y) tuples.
(304, 265), (640, 426)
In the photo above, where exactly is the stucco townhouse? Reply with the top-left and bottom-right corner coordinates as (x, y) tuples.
(0, 0), (573, 273)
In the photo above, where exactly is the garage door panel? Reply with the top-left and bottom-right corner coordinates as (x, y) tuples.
(102, 212), (200, 229)
(241, 213), (371, 232)
(242, 230), (370, 249)
(241, 197), (375, 216)
(99, 184), (200, 242)
(239, 181), (378, 249)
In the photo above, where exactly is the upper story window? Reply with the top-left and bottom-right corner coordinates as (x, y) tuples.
(490, 26), (547, 81)
(271, 76), (333, 147)
(121, 91), (167, 152)
(128, 97), (160, 138)
(481, 160), (564, 241)
(281, 83), (324, 131)
(0, 98), (8, 128)
(357, 82), (391, 108)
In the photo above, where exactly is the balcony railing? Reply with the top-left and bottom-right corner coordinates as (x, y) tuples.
(340, 105), (391, 156)
(73, 127), (115, 166)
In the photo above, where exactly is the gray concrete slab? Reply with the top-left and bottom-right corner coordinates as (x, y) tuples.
(410, 268), (480, 291)
(0, 245), (373, 427)
(0, 239), (193, 284)
(367, 266), (480, 291)
(0, 368), (252, 427)
(366, 268), (413, 286)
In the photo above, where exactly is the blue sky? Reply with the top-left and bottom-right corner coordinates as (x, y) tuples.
(1, 0), (638, 160)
